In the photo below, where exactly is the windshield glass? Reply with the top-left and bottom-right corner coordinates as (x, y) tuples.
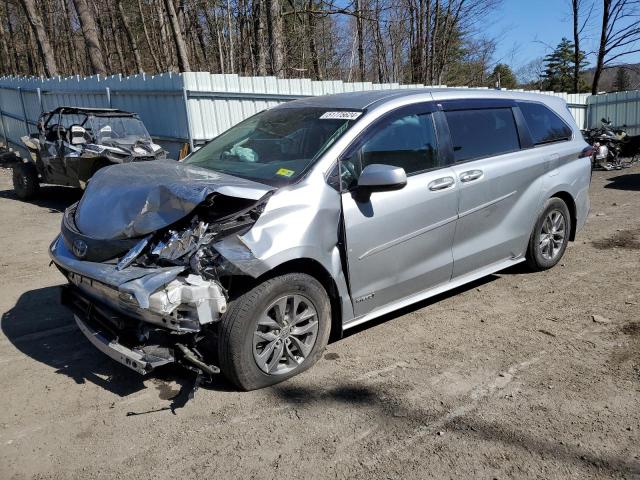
(183, 107), (362, 186)
(90, 116), (151, 146)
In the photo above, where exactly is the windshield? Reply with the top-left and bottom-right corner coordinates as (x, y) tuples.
(90, 116), (151, 146)
(183, 107), (362, 186)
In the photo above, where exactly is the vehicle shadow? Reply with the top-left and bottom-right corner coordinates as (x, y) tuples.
(1, 285), (148, 396)
(2, 285), (236, 407)
(339, 274), (501, 340)
(269, 383), (640, 476)
(603, 173), (640, 191)
(0, 185), (82, 212)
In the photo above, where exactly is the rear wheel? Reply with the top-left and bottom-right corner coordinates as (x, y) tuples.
(526, 197), (571, 271)
(218, 273), (331, 390)
(12, 162), (40, 200)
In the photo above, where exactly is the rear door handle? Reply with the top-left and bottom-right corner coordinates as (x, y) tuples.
(428, 176), (455, 191)
(459, 170), (483, 183)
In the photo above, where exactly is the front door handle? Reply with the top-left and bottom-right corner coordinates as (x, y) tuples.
(428, 176), (455, 191)
(459, 170), (483, 183)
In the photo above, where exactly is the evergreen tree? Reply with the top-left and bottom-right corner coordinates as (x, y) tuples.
(613, 68), (631, 92)
(541, 38), (588, 92)
(488, 64), (517, 89)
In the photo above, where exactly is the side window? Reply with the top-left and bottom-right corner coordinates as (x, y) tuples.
(445, 108), (520, 162)
(518, 102), (572, 145)
(341, 112), (439, 189)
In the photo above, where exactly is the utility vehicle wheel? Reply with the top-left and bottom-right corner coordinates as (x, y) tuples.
(12, 162), (40, 200)
(218, 273), (331, 391)
(526, 197), (571, 271)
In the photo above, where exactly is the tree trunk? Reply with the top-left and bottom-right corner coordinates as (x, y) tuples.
(201, 3), (225, 73)
(572, 0), (580, 93)
(20, 0), (58, 76)
(266, 0), (284, 76)
(3, 0), (20, 75)
(253, 0), (266, 75)
(429, 0), (440, 84)
(163, 0), (191, 71)
(138, 0), (162, 72)
(72, 0), (107, 75)
(117, 0), (143, 73)
(226, 0), (235, 72)
(156, 0), (173, 70)
(355, 0), (365, 81)
(107, 2), (127, 74)
(592, 0), (609, 94)
(0, 10), (11, 75)
(307, 0), (321, 79)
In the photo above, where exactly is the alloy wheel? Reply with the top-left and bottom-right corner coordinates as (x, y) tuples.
(252, 294), (319, 375)
(538, 209), (566, 260)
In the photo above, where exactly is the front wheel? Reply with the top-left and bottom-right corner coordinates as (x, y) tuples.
(218, 273), (331, 390)
(526, 197), (571, 271)
(12, 162), (40, 200)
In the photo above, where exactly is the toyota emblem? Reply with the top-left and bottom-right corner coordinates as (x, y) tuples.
(72, 238), (88, 258)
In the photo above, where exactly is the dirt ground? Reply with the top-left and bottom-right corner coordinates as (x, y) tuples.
(0, 165), (638, 480)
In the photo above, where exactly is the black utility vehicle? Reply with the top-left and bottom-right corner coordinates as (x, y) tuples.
(6, 107), (165, 199)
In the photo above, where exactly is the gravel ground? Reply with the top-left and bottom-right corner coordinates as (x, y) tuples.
(0, 165), (638, 480)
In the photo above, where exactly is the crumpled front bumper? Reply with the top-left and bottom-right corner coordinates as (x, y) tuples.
(74, 314), (170, 375)
(49, 235), (227, 333)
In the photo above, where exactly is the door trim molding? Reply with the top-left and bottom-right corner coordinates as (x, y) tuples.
(458, 190), (517, 218)
(358, 214), (458, 260)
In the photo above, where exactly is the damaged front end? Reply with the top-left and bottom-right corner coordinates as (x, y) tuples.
(51, 162), (273, 378)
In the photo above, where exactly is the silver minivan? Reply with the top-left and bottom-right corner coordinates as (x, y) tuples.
(50, 89), (592, 390)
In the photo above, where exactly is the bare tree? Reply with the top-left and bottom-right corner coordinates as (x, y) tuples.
(592, 0), (640, 94)
(72, 0), (107, 75)
(266, 0), (285, 76)
(117, 0), (143, 73)
(163, 0), (191, 71)
(19, 0), (58, 76)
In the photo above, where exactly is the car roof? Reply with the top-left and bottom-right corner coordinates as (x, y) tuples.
(273, 88), (568, 111)
(47, 106), (136, 117)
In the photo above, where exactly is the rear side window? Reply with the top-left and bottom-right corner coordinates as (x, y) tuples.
(445, 108), (520, 162)
(518, 102), (572, 145)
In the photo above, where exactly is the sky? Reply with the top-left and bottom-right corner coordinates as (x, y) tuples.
(486, 0), (640, 72)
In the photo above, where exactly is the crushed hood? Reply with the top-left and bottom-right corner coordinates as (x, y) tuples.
(75, 160), (273, 240)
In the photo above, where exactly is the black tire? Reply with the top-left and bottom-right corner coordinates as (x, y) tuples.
(218, 273), (331, 391)
(12, 162), (40, 200)
(526, 197), (571, 271)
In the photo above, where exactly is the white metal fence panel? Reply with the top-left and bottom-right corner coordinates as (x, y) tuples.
(587, 90), (640, 136)
(0, 71), (600, 160)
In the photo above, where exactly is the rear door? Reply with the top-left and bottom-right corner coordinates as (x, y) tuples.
(439, 100), (544, 278)
(341, 103), (459, 317)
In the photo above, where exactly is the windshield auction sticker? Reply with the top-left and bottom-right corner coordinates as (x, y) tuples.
(319, 111), (362, 120)
(276, 168), (295, 177)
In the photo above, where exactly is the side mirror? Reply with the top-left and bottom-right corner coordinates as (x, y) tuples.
(70, 125), (87, 145)
(357, 164), (407, 191)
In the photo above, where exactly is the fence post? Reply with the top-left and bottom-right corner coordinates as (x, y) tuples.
(36, 87), (43, 113)
(0, 108), (7, 147)
(182, 87), (195, 151)
(17, 87), (29, 133)
(105, 87), (112, 108)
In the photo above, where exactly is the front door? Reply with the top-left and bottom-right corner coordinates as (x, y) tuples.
(341, 105), (458, 317)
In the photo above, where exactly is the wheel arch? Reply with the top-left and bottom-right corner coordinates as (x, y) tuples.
(226, 257), (344, 342)
(549, 190), (577, 241)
